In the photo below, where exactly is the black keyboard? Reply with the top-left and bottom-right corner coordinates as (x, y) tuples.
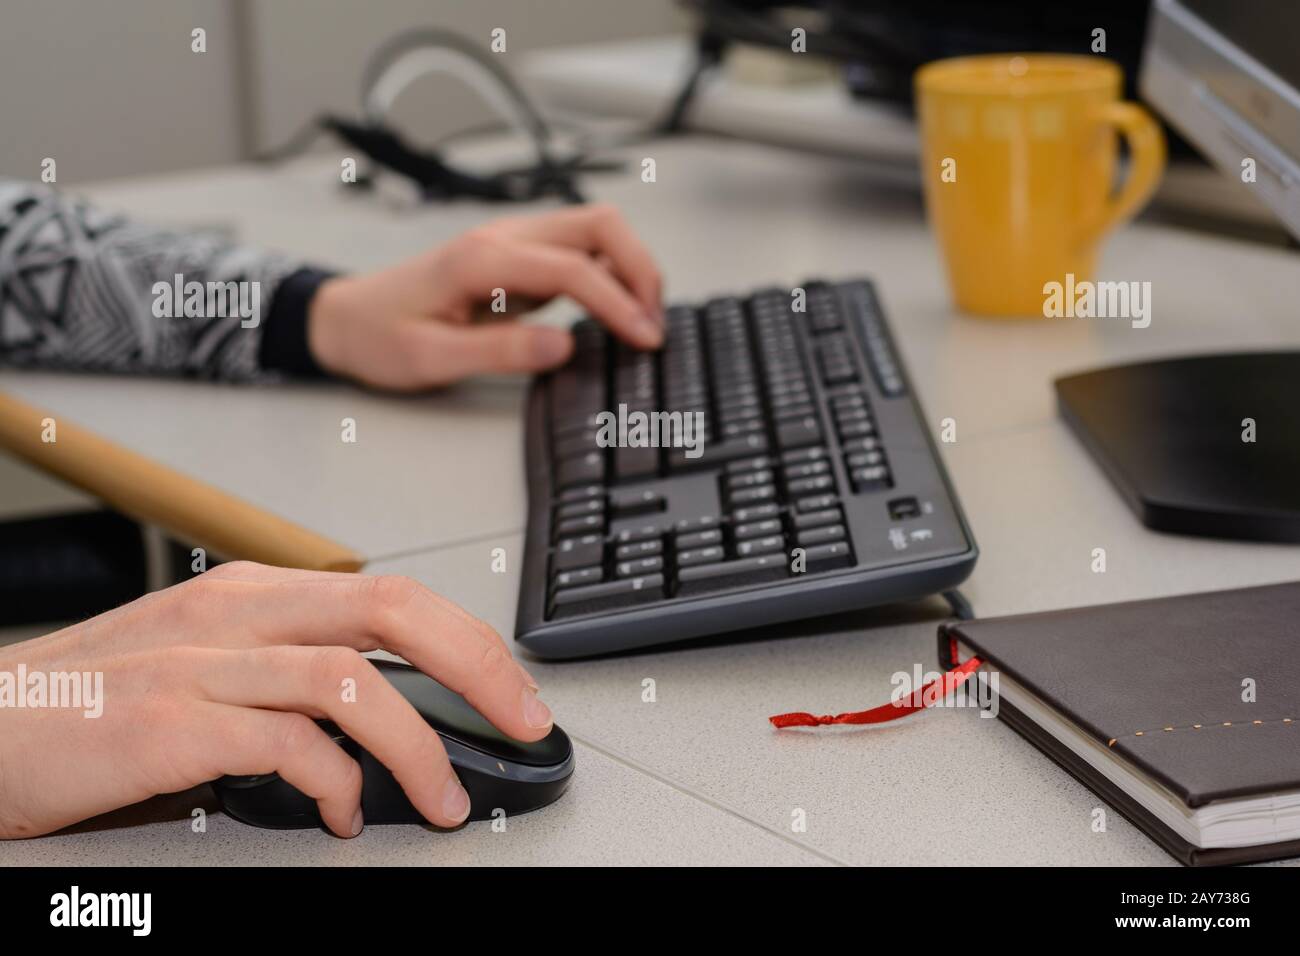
(515, 278), (976, 658)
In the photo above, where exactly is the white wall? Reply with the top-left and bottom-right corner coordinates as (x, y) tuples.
(243, 0), (688, 153)
(0, 0), (247, 181)
(0, 0), (688, 183)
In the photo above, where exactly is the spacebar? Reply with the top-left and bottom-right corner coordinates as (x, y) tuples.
(676, 554), (787, 595)
(666, 433), (769, 471)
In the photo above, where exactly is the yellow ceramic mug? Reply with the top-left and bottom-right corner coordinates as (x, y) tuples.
(915, 54), (1166, 317)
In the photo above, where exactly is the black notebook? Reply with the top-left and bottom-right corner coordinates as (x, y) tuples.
(939, 582), (1300, 866)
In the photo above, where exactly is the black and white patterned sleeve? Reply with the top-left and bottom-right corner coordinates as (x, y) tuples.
(0, 179), (335, 381)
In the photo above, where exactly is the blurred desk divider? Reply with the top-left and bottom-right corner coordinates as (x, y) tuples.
(0, 391), (363, 574)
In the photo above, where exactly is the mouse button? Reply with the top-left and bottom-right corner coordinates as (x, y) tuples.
(440, 721), (572, 769)
(428, 717), (564, 766)
(374, 660), (571, 767)
(527, 724), (573, 765)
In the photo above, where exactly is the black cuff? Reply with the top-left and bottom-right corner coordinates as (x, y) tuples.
(258, 267), (337, 377)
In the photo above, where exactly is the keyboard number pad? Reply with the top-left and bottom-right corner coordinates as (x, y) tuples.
(827, 386), (893, 493)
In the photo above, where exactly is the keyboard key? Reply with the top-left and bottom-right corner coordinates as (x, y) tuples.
(609, 488), (666, 517)
(718, 396), (762, 418)
(722, 420), (765, 439)
(729, 484), (776, 506)
(617, 556), (664, 577)
(553, 566), (603, 589)
(841, 437), (880, 454)
(556, 451), (605, 488)
(616, 523), (665, 544)
(825, 383), (863, 400)
(809, 302), (841, 332)
(675, 515), (720, 534)
(666, 433), (768, 471)
(770, 391), (812, 412)
(793, 508), (842, 530)
(677, 528), (722, 549)
(554, 430), (601, 458)
(788, 475), (835, 496)
(797, 524), (846, 547)
(724, 411), (766, 434)
(551, 574), (665, 617)
(781, 446), (827, 465)
(821, 363), (857, 385)
(735, 518), (783, 539)
(553, 534), (603, 571)
(799, 541), (853, 572)
(553, 414), (606, 438)
(776, 417), (822, 449)
(772, 402), (816, 422)
(726, 455), (774, 474)
(783, 460), (830, 481)
(816, 342), (858, 385)
(838, 419), (876, 439)
(879, 373), (904, 396)
(888, 496), (922, 520)
(727, 469), (774, 490)
(615, 445), (659, 481)
(676, 545), (725, 567)
(731, 503), (780, 523)
(846, 450), (884, 469)
(556, 498), (604, 520)
(736, 534), (785, 557)
(796, 494), (839, 512)
(851, 466), (891, 492)
(558, 483), (604, 503)
(676, 554), (787, 595)
(554, 514), (603, 538)
(615, 539), (663, 560)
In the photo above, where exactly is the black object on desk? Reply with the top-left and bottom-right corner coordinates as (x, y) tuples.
(940, 580), (1300, 865)
(1056, 352), (1300, 542)
(213, 661), (574, 829)
(515, 278), (977, 659)
(0, 510), (146, 627)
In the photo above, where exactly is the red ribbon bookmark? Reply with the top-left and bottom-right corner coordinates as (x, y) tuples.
(769, 655), (984, 729)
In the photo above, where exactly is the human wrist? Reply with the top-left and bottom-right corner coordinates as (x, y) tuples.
(259, 267), (338, 377)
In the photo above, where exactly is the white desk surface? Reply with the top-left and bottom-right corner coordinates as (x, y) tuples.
(2, 740), (826, 867)
(3, 133), (1300, 865)
(5, 136), (1298, 560)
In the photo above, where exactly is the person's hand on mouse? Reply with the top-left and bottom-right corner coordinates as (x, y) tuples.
(306, 203), (664, 390)
(0, 561), (549, 840)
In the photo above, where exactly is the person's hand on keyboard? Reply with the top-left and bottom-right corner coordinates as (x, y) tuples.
(306, 203), (664, 390)
(0, 562), (550, 839)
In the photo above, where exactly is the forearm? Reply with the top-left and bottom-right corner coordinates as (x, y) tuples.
(0, 179), (332, 381)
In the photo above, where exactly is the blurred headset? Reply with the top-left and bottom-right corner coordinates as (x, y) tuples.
(265, 28), (619, 203)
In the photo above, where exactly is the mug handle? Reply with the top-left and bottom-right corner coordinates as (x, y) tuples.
(1080, 101), (1167, 245)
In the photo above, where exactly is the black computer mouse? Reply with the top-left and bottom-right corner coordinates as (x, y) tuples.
(212, 659), (574, 829)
